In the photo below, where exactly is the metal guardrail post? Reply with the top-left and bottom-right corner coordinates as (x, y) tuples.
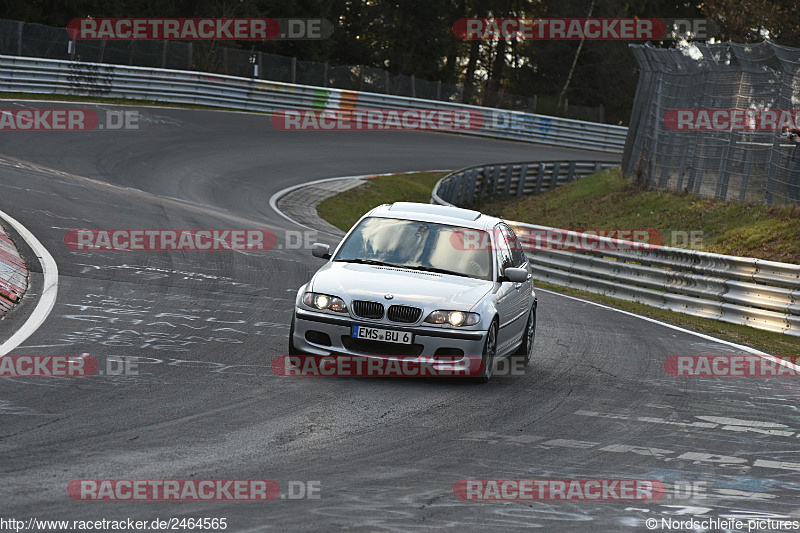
(490, 165), (500, 197)
(501, 165), (512, 197)
(454, 173), (464, 204)
(517, 164), (529, 197)
(550, 162), (561, 190)
(535, 163), (546, 194)
(479, 168), (490, 200)
(567, 161), (576, 183)
(465, 169), (478, 205)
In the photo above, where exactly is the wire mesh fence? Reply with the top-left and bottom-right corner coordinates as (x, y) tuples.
(623, 41), (800, 206)
(0, 18), (606, 122)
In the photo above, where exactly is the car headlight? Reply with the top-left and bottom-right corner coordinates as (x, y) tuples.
(303, 292), (347, 312)
(424, 310), (480, 327)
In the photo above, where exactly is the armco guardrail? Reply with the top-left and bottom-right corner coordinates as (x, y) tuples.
(432, 164), (800, 337)
(0, 55), (627, 154)
(431, 160), (619, 206)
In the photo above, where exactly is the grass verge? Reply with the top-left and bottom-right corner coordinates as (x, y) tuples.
(316, 171), (449, 231)
(316, 169), (800, 355)
(477, 167), (800, 264)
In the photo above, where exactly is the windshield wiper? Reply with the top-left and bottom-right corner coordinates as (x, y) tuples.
(336, 259), (472, 278)
(402, 264), (470, 278)
(334, 258), (405, 268)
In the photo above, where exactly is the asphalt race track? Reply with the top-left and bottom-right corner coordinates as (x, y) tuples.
(1, 102), (799, 532)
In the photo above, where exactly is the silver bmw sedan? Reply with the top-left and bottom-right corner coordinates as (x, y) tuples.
(289, 202), (537, 382)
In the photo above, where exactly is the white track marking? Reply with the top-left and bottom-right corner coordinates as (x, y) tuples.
(268, 170), (448, 231)
(269, 175), (371, 231)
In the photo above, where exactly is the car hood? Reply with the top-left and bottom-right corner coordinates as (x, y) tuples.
(310, 262), (493, 310)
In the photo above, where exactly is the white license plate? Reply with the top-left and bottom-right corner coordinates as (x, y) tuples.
(352, 325), (413, 344)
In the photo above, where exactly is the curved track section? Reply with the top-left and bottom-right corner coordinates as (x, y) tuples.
(1, 102), (797, 532)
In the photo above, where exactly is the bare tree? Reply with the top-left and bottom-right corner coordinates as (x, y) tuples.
(557, 0), (595, 109)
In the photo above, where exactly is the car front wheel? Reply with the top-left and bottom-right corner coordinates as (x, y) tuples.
(512, 307), (536, 365)
(477, 321), (498, 383)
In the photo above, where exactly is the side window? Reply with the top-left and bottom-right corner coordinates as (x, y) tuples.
(503, 225), (527, 267)
(495, 225), (513, 277)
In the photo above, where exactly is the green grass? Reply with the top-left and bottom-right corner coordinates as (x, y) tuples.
(316, 168), (800, 354)
(477, 167), (800, 264)
(316, 171), (449, 231)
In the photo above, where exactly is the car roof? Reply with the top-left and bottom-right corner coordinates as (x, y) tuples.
(366, 202), (502, 231)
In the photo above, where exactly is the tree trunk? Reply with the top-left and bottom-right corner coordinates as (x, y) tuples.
(484, 39), (507, 107)
(463, 39), (481, 103)
(558, 0), (595, 109)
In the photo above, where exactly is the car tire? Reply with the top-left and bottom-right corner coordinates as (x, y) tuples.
(512, 307), (536, 366)
(288, 311), (303, 356)
(476, 320), (498, 383)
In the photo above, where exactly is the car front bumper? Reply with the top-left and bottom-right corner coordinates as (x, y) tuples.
(291, 307), (487, 371)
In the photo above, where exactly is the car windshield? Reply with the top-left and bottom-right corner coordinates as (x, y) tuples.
(333, 217), (493, 281)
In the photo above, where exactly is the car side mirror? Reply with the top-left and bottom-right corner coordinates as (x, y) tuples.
(501, 267), (529, 283)
(311, 243), (331, 260)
